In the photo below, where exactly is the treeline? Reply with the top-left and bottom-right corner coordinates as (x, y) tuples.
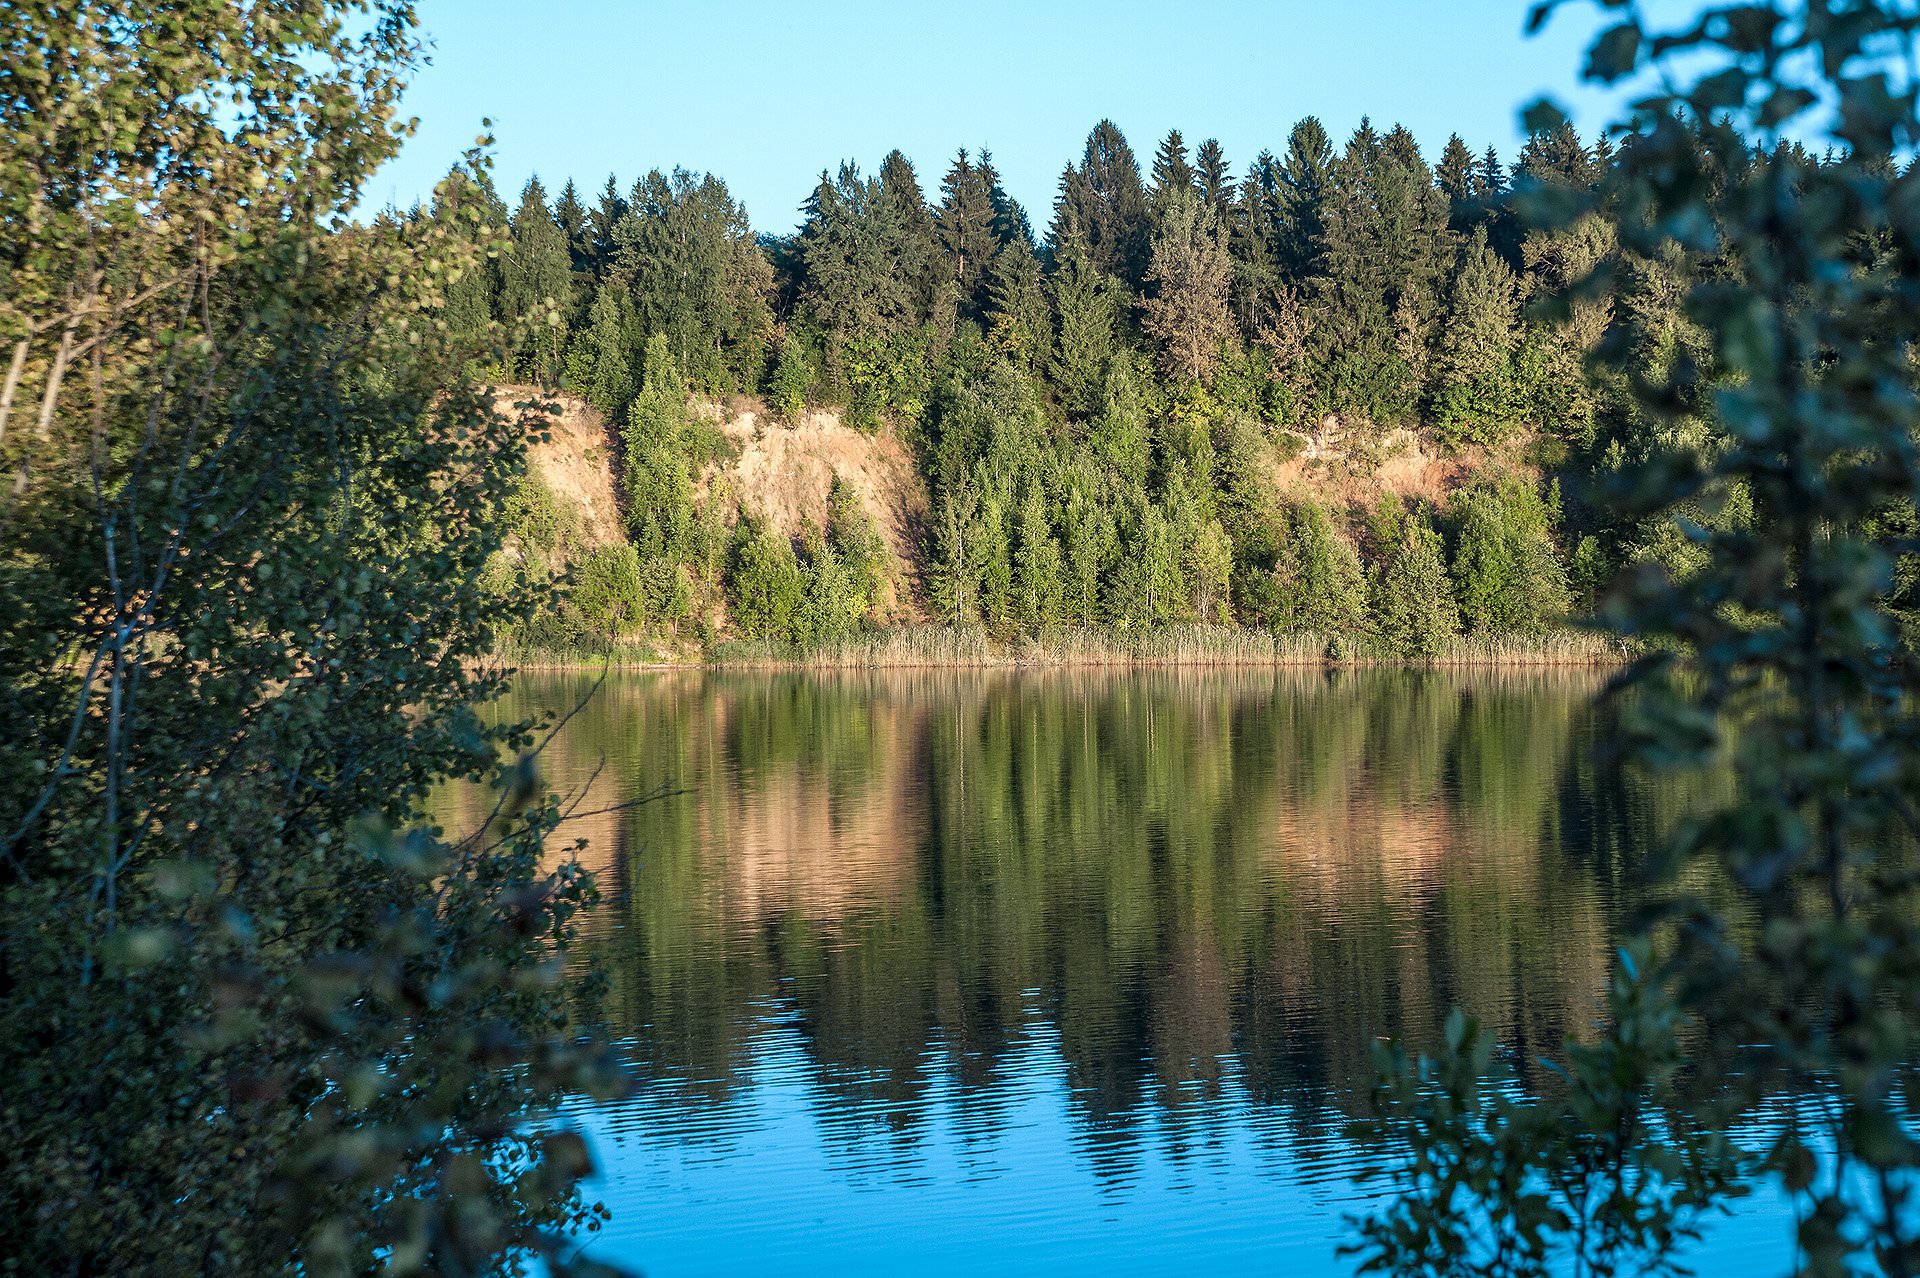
(423, 115), (1788, 656)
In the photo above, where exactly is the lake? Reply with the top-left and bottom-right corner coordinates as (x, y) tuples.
(479, 667), (1791, 1276)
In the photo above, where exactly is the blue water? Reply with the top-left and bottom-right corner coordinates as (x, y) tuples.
(501, 668), (1801, 1276)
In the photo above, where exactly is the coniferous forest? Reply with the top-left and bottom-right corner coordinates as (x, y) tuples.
(424, 115), (1798, 660)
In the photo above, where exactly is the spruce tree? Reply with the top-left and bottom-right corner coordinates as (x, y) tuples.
(978, 150), (1032, 248)
(984, 240), (1052, 377)
(623, 334), (695, 566)
(572, 282), (636, 419)
(1053, 121), (1152, 287)
(1141, 194), (1233, 382)
(797, 162), (917, 351)
(1449, 477), (1570, 635)
(1432, 225), (1520, 444)
(1437, 134), (1477, 209)
(935, 149), (1000, 319)
(1014, 485), (1066, 630)
(616, 168), (774, 392)
(1048, 243), (1121, 417)
(878, 149), (941, 321)
(1275, 116), (1335, 281)
(1195, 138), (1232, 212)
(501, 175), (572, 384)
(1274, 501), (1368, 635)
(1089, 359), (1152, 488)
(553, 178), (594, 275)
(1150, 129), (1196, 212)
(1371, 513), (1460, 658)
(588, 173), (628, 277)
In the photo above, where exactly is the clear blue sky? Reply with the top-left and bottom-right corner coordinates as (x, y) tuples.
(368, 0), (1634, 236)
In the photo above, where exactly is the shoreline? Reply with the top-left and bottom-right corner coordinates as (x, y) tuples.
(492, 625), (1633, 673)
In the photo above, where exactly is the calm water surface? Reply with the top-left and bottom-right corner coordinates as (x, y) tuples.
(481, 668), (1792, 1276)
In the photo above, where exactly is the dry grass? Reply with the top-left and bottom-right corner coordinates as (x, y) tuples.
(699, 625), (1631, 670)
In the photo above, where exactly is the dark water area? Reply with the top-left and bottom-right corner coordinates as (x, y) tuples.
(474, 668), (1791, 1276)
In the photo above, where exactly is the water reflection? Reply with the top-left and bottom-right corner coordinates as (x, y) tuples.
(477, 668), (1761, 1276)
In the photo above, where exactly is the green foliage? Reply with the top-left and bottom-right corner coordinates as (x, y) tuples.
(614, 168), (773, 394)
(1370, 510), (1461, 659)
(1141, 194), (1234, 383)
(1354, 6), (1920, 1275)
(1448, 476), (1570, 636)
(0, 6), (620, 1273)
(767, 327), (819, 423)
(1274, 501), (1368, 637)
(727, 519), (807, 642)
(1432, 225), (1520, 445)
(502, 176), (574, 383)
(570, 282), (637, 419)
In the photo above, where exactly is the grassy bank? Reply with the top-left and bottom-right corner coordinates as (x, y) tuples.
(505, 624), (1631, 670)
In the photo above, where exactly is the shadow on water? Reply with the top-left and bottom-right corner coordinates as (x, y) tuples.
(460, 667), (1761, 1277)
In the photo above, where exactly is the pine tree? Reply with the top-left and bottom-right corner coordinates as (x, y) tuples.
(1141, 194), (1233, 382)
(616, 168), (774, 393)
(935, 149), (1000, 319)
(1048, 244), (1121, 417)
(623, 334), (695, 565)
(1433, 225), (1520, 444)
(1518, 121), (1599, 188)
(1274, 501), (1368, 635)
(570, 282), (635, 419)
(729, 518), (807, 642)
(501, 176), (572, 383)
(1449, 477), (1571, 634)
(1437, 134), (1477, 209)
(1371, 513), (1460, 658)
(1151, 129), (1196, 212)
(798, 162), (918, 347)
(1195, 139), (1232, 212)
(827, 475), (888, 616)
(1275, 116), (1335, 281)
(588, 174), (628, 278)
(1052, 121), (1152, 287)
(984, 240), (1052, 377)
(1013, 485), (1066, 630)
(877, 149), (941, 322)
(1090, 359), (1151, 488)
(978, 150), (1032, 248)
(553, 178), (594, 275)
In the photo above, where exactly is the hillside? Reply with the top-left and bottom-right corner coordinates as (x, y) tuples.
(504, 385), (1547, 654)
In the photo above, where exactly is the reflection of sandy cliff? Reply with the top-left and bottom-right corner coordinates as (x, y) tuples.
(697, 684), (926, 923)
(496, 666), (1638, 1127)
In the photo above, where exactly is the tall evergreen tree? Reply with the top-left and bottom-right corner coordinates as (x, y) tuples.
(588, 174), (628, 277)
(877, 149), (941, 322)
(615, 168), (774, 392)
(553, 178), (594, 276)
(798, 162), (918, 344)
(1433, 225), (1519, 443)
(570, 282), (636, 418)
(1150, 129), (1196, 212)
(1195, 138), (1232, 212)
(1274, 116), (1335, 281)
(1053, 121), (1152, 287)
(1141, 195), (1233, 382)
(984, 240), (1052, 377)
(1048, 244), (1122, 417)
(501, 175), (573, 383)
(1371, 512), (1460, 657)
(935, 149), (1000, 319)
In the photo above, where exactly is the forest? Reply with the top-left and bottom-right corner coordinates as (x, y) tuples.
(419, 114), (1797, 659)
